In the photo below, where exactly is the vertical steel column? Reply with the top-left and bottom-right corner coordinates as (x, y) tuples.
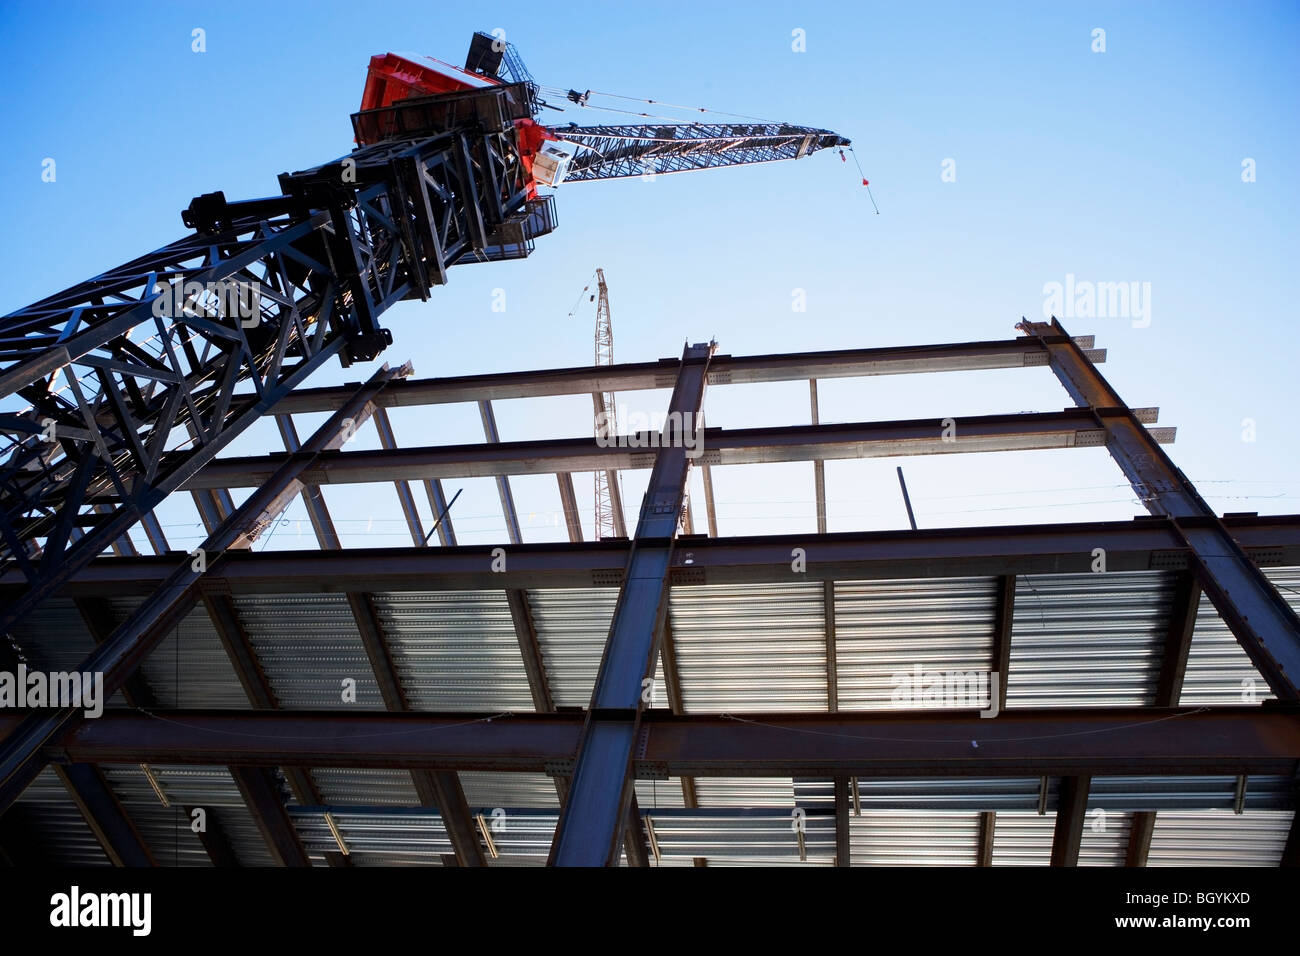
(592, 390), (628, 538)
(74, 596), (156, 709)
(1021, 318), (1300, 699)
(231, 766), (310, 867)
(824, 583), (839, 711)
(426, 771), (485, 868)
(1281, 813), (1299, 868)
(657, 619), (707, 866)
(425, 478), (458, 546)
(276, 415), (343, 549)
(506, 590), (554, 713)
(280, 407), (483, 867)
(834, 777), (850, 867)
(810, 379), (827, 535)
(548, 342), (714, 866)
(373, 406), (429, 545)
(979, 573), (1016, 865)
(991, 575), (1015, 710)
(55, 764), (155, 867)
(1154, 572), (1202, 707)
(479, 400), (523, 543)
(1050, 775), (1091, 867)
(1126, 811), (1156, 867)
(977, 811), (996, 866)
(700, 465), (719, 537)
(557, 473), (583, 542)
(187, 804), (241, 867)
(623, 795), (651, 867)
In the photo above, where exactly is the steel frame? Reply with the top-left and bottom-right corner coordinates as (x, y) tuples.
(2, 330), (1298, 867)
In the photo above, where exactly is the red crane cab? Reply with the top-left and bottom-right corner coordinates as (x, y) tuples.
(356, 49), (574, 194)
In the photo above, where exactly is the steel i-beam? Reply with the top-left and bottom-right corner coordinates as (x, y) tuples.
(548, 341), (714, 866)
(12, 706), (1300, 776)
(1021, 318), (1300, 699)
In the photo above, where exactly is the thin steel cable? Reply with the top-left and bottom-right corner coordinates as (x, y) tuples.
(580, 88), (776, 123)
(718, 706), (1213, 746)
(843, 146), (879, 214)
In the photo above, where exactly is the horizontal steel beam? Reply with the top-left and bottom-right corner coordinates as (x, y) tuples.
(15, 515), (1298, 597)
(16, 706), (1299, 778)
(266, 337), (1104, 414)
(173, 410), (1156, 491)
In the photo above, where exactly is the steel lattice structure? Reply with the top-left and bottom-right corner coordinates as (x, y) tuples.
(0, 87), (555, 637)
(592, 268), (620, 541)
(560, 123), (849, 181)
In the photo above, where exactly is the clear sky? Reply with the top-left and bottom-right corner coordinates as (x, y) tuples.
(2, 1), (1297, 549)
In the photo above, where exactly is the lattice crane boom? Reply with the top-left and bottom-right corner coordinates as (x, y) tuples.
(558, 123), (848, 182)
(0, 31), (849, 635)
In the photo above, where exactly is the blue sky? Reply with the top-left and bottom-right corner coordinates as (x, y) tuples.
(2, 1), (1297, 548)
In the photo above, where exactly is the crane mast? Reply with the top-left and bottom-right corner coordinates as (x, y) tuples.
(0, 32), (848, 636)
(592, 269), (620, 541)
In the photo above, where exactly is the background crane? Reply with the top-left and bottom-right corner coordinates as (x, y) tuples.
(590, 269), (623, 541)
(0, 31), (848, 636)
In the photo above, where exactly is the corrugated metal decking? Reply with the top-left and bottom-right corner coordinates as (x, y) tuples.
(235, 593), (383, 709)
(372, 591), (534, 711)
(670, 583), (828, 711)
(1007, 571), (1172, 708)
(835, 577), (997, 711)
(850, 811), (982, 866)
(1177, 568), (1298, 705)
(1147, 810), (1295, 866)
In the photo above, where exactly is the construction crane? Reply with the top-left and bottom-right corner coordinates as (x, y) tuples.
(0, 32), (850, 637)
(589, 269), (623, 541)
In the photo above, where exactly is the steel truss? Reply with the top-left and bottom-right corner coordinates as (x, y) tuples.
(0, 84), (555, 636)
(560, 123), (849, 181)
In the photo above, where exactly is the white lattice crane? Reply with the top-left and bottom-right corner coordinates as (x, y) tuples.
(591, 269), (621, 541)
